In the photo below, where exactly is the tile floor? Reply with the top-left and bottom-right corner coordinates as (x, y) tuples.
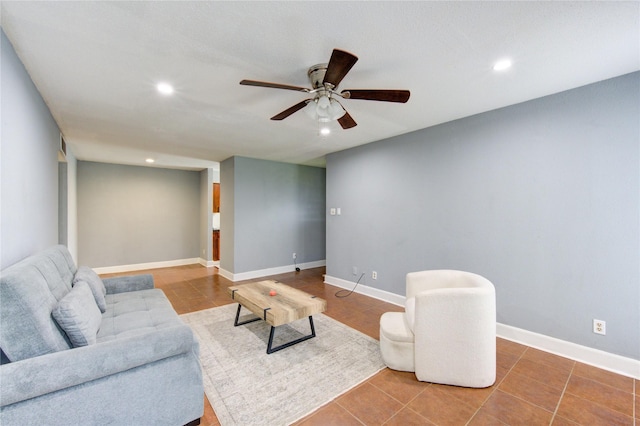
(102, 265), (638, 425)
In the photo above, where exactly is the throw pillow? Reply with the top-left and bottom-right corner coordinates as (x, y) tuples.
(52, 281), (101, 347)
(73, 266), (107, 313)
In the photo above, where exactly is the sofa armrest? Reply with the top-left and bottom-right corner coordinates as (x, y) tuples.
(102, 274), (154, 294)
(0, 324), (195, 407)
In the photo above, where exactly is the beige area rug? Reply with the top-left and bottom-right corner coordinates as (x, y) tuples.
(180, 304), (385, 425)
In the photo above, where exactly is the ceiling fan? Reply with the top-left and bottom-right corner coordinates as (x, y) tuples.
(240, 49), (410, 131)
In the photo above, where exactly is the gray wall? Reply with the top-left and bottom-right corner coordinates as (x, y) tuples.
(220, 156), (326, 274)
(1, 30), (60, 269)
(65, 152), (78, 262)
(199, 168), (211, 261)
(77, 161), (201, 267)
(58, 162), (68, 246)
(220, 158), (235, 270)
(326, 72), (639, 360)
(57, 151), (78, 263)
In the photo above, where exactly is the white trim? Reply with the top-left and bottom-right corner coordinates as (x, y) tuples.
(198, 258), (218, 268)
(323, 275), (405, 306)
(220, 260), (326, 282)
(323, 275), (640, 380)
(497, 323), (640, 379)
(92, 258), (199, 274)
(217, 267), (234, 281)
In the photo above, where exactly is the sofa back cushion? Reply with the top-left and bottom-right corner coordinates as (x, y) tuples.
(0, 245), (77, 362)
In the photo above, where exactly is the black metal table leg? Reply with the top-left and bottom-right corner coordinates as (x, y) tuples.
(233, 304), (261, 326)
(266, 316), (316, 354)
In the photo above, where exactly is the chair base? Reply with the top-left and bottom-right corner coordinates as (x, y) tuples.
(379, 312), (415, 372)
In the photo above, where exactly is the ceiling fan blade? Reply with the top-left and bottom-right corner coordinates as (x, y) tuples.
(240, 79), (310, 92)
(338, 111), (357, 129)
(343, 89), (410, 103)
(270, 99), (311, 120)
(323, 49), (358, 88)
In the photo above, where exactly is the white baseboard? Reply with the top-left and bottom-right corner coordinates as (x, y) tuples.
(497, 323), (639, 379)
(219, 260), (326, 282)
(323, 275), (640, 380)
(198, 258), (219, 268)
(93, 258), (200, 274)
(217, 267), (234, 281)
(324, 274), (406, 306)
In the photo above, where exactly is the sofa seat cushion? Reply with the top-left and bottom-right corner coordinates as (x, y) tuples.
(97, 289), (180, 342)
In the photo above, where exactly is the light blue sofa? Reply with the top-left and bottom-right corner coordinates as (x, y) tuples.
(0, 245), (204, 425)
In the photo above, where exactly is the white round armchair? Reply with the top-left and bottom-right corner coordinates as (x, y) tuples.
(379, 270), (496, 388)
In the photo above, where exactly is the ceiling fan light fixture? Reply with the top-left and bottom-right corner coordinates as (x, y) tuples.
(316, 95), (332, 118)
(304, 99), (318, 118)
(307, 95), (345, 122)
(329, 99), (346, 120)
(317, 95), (330, 109)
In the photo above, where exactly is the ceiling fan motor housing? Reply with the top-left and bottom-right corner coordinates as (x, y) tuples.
(307, 64), (329, 89)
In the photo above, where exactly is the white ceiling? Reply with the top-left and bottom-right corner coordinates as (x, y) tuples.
(1, 1), (638, 170)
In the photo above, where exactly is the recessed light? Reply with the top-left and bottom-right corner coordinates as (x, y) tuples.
(156, 82), (174, 95)
(493, 59), (512, 71)
(145, 158), (155, 163)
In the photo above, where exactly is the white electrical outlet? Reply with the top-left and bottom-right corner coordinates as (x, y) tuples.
(292, 253), (296, 259)
(372, 271), (377, 280)
(352, 267), (358, 276)
(593, 319), (606, 335)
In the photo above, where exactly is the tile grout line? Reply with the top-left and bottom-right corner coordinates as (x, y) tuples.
(369, 376), (431, 424)
(333, 393), (368, 426)
(549, 360), (576, 425)
(465, 344), (529, 425)
(382, 405), (433, 426)
(562, 368), (637, 421)
(488, 353), (578, 425)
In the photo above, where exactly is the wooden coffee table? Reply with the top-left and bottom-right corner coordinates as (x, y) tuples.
(227, 280), (327, 354)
